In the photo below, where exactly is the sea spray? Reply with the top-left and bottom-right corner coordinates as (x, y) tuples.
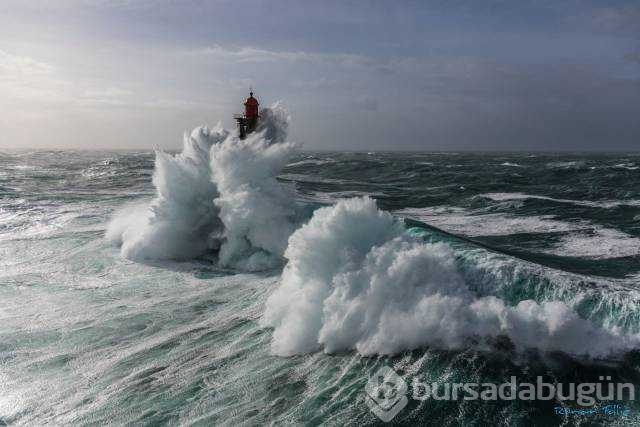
(211, 131), (298, 270)
(262, 197), (640, 357)
(252, 101), (290, 145)
(106, 104), (299, 268)
(106, 125), (227, 260)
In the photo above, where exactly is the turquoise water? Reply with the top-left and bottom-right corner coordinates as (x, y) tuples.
(2, 149), (640, 425)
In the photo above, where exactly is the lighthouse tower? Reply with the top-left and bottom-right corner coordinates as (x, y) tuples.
(234, 90), (260, 139)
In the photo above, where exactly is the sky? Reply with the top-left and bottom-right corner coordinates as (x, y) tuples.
(0, 0), (639, 151)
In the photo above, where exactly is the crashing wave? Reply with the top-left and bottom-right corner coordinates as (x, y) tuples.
(211, 132), (298, 270)
(106, 125), (227, 260)
(106, 104), (297, 269)
(261, 197), (640, 357)
(107, 107), (640, 359)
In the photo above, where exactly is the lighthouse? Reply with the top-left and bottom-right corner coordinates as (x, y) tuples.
(234, 90), (259, 139)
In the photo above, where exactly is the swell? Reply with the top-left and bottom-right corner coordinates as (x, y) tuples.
(404, 217), (640, 278)
(404, 218), (640, 333)
(261, 197), (640, 358)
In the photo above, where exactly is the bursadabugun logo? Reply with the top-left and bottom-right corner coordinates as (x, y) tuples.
(363, 366), (635, 422)
(364, 366), (408, 422)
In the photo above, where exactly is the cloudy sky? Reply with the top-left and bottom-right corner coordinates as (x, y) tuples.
(1, 0), (639, 150)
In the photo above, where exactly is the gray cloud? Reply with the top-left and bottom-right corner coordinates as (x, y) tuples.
(1, 1), (639, 150)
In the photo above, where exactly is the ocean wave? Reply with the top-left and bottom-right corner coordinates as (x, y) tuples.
(262, 197), (640, 357)
(211, 127), (299, 270)
(481, 192), (640, 209)
(395, 206), (582, 236)
(546, 160), (586, 169)
(302, 190), (389, 205)
(106, 104), (299, 270)
(102, 112), (640, 358)
(286, 158), (336, 167)
(0, 201), (108, 242)
(396, 205), (640, 260)
(549, 228), (640, 259)
(106, 125), (227, 261)
(613, 163), (639, 170)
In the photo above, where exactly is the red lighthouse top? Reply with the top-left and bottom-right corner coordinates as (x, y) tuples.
(244, 91), (259, 119)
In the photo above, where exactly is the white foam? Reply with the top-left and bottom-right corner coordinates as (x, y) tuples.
(551, 228), (640, 259)
(0, 202), (106, 241)
(396, 205), (640, 259)
(211, 111), (298, 270)
(613, 163), (639, 170)
(546, 161), (585, 169)
(106, 125), (227, 261)
(262, 197), (640, 357)
(106, 104), (298, 269)
(286, 158), (335, 167)
(481, 192), (640, 209)
(395, 206), (582, 236)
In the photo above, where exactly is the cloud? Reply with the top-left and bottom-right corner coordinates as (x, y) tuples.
(185, 42), (640, 149)
(0, 50), (64, 104)
(79, 87), (133, 107)
(0, 49), (202, 112)
(0, 50), (53, 78)
(140, 98), (208, 110)
(192, 45), (371, 68)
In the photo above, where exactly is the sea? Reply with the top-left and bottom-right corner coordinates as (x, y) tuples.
(2, 107), (640, 425)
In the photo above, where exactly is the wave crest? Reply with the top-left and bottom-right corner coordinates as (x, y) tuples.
(211, 122), (298, 270)
(106, 125), (227, 260)
(262, 197), (639, 357)
(106, 105), (296, 269)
